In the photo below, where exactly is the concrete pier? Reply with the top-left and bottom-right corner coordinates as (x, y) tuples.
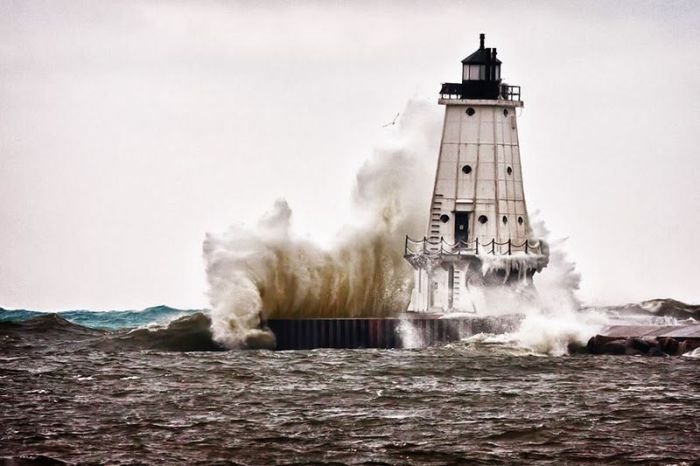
(267, 315), (520, 350)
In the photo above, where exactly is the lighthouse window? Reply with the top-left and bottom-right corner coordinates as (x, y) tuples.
(440, 214), (450, 223)
(507, 166), (513, 175)
(466, 107), (475, 116)
(503, 109), (509, 117)
(518, 216), (524, 225)
(478, 215), (488, 224)
(466, 65), (485, 81)
(462, 164), (472, 174)
(502, 216), (508, 224)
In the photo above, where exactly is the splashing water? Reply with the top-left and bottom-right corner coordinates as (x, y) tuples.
(512, 216), (608, 355)
(682, 347), (700, 359)
(203, 98), (612, 353)
(397, 318), (425, 349)
(203, 100), (440, 348)
(457, 216), (608, 355)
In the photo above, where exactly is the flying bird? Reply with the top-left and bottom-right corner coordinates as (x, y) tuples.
(382, 113), (400, 127)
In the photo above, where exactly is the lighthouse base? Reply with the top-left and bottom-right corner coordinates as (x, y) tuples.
(403, 237), (549, 313)
(406, 254), (548, 313)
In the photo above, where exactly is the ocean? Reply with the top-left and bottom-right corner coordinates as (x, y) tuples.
(1, 305), (699, 465)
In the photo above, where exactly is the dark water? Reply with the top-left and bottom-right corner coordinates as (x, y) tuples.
(2, 314), (700, 465)
(0, 305), (199, 330)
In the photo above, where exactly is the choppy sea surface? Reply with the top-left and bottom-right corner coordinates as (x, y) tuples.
(1, 305), (700, 465)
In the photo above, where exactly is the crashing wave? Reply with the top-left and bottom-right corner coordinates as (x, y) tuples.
(202, 99), (439, 349)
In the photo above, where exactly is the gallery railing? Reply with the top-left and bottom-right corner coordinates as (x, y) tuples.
(404, 235), (543, 257)
(438, 83), (522, 101)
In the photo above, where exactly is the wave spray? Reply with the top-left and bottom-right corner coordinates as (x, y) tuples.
(203, 99), (606, 353)
(203, 100), (439, 349)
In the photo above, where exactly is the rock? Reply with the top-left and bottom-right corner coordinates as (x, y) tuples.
(647, 346), (669, 357)
(684, 339), (700, 353)
(586, 335), (623, 354)
(656, 337), (679, 355)
(627, 337), (655, 353)
(599, 340), (627, 355)
(677, 339), (700, 355)
(585, 334), (699, 357)
(567, 340), (587, 354)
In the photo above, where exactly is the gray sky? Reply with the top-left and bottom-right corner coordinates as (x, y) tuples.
(1, 0), (699, 310)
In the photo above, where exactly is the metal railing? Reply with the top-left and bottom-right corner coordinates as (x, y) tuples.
(501, 84), (521, 101)
(438, 82), (522, 101)
(439, 82), (464, 99)
(404, 235), (543, 257)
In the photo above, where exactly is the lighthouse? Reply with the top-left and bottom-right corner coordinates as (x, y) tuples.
(405, 34), (549, 313)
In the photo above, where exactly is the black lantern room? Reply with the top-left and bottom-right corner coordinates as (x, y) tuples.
(439, 33), (516, 101)
(460, 33), (502, 99)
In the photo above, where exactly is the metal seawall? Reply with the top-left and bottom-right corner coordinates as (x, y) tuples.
(266, 316), (520, 350)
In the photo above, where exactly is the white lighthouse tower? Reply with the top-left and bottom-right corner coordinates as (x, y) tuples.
(405, 34), (548, 312)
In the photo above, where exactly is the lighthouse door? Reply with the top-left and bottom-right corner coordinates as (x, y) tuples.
(454, 212), (469, 245)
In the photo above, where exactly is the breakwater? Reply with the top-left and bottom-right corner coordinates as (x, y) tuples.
(267, 315), (521, 350)
(584, 324), (700, 356)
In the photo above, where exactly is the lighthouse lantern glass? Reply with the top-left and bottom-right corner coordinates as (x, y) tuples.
(463, 64), (487, 81)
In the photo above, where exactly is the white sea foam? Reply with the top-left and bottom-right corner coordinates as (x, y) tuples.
(681, 347), (700, 359)
(452, 218), (609, 355)
(397, 318), (425, 349)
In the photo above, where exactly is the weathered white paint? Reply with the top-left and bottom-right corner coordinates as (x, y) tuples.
(431, 99), (528, 247)
(407, 97), (546, 312)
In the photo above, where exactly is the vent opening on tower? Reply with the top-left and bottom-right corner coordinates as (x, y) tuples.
(507, 166), (513, 175)
(502, 216), (508, 224)
(466, 108), (475, 116)
(478, 215), (488, 224)
(518, 216), (524, 225)
(440, 214), (450, 223)
(462, 165), (472, 174)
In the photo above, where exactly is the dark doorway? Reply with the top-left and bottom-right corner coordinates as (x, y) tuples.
(454, 212), (469, 245)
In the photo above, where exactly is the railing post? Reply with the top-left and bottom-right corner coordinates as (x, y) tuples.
(404, 235), (408, 255)
(525, 240), (529, 254)
(423, 236), (427, 254)
(491, 239), (495, 255)
(475, 238), (479, 255)
(440, 236), (444, 257)
(508, 239), (512, 255)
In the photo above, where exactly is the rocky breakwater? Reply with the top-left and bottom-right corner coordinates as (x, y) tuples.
(577, 324), (700, 357)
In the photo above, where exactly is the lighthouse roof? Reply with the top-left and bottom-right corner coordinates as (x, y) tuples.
(461, 48), (501, 65)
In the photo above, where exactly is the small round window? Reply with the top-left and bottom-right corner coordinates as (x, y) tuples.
(503, 109), (509, 117)
(466, 107), (475, 116)
(462, 165), (472, 174)
(507, 166), (513, 175)
(478, 215), (488, 224)
(517, 216), (524, 225)
(502, 216), (508, 224)
(440, 214), (450, 223)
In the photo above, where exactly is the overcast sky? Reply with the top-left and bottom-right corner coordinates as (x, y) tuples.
(1, 0), (699, 310)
